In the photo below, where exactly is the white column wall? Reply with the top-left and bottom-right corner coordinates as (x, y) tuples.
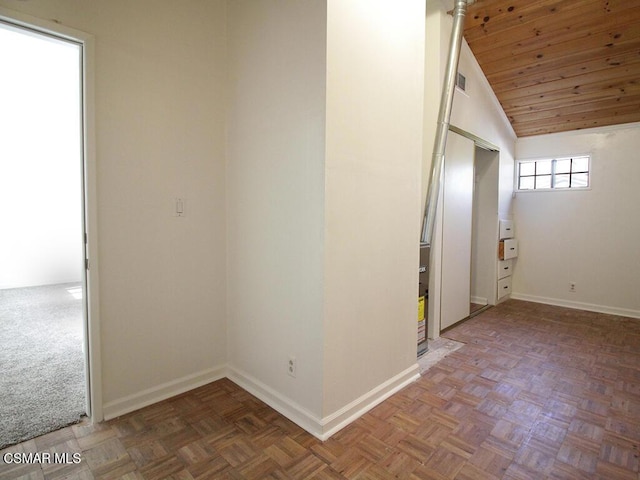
(323, 0), (425, 418)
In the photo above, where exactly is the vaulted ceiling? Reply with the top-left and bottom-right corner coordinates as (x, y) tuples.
(463, 0), (640, 137)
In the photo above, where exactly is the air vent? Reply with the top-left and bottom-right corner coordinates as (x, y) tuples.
(456, 72), (467, 92)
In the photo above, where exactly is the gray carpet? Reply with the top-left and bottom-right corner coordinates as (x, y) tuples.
(0, 283), (86, 449)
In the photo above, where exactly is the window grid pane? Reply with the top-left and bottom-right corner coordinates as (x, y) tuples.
(520, 162), (535, 176)
(572, 156), (589, 172)
(555, 174), (570, 188)
(572, 172), (589, 188)
(537, 160), (552, 175)
(555, 159), (571, 174)
(536, 175), (551, 189)
(517, 155), (590, 191)
(519, 177), (535, 190)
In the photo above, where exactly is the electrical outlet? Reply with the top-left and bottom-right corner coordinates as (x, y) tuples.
(287, 356), (296, 378)
(569, 282), (576, 293)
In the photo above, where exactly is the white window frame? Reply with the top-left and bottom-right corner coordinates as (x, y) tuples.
(515, 154), (591, 192)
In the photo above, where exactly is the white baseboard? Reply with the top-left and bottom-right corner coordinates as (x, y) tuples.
(103, 363), (421, 441)
(102, 365), (226, 421)
(226, 366), (324, 438)
(470, 296), (488, 305)
(320, 364), (420, 440)
(227, 363), (420, 441)
(510, 292), (640, 319)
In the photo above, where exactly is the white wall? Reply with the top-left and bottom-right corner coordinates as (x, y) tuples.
(0, 25), (83, 289)
(0, 0), (229, 416)
(451, 40), (517, 217)
(323, 0), (425, 419)
(226, 0), (327, 425)
(513, 123), (640, 318)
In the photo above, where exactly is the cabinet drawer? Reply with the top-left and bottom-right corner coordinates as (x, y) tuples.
(499, 238), (518, 260)
(497, 276), (512, 299)
(499, 220), (514, 239)
(498, 259), (513, 279)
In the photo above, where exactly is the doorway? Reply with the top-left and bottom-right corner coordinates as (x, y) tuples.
(0, 19), (88, 448)
(428, 128), (499, 337)
(470, 146), (500, 313)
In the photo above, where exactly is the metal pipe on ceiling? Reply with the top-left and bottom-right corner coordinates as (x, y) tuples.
(421, 0), (471, 246)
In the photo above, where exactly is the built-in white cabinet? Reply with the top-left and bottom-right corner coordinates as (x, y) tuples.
(497, 220), (516, 301)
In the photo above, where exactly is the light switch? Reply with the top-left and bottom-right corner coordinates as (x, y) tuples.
(175, 197), (185, 217)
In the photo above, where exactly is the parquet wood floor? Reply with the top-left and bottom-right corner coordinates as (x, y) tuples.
(2, 300), (639, 479)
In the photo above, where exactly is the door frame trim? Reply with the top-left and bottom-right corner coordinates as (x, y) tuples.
(449, 125), (500, 152)
(427, 126), (500, 340)
(0, 6), (103, 422)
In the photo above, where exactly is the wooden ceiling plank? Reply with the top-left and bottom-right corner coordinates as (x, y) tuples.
(506, 93), (640, 118)
(465, 0), (639, 47)
(490, 50), (640, 94)
(473, 21), (640, 70)
(495, 62), (640, 101)
(484, 44), (640, 87)
(517, 115), (640, 136)
(499, 83), (640, 111)
(475, 31), (640, 79)
(512, 103), (640, 131)
(499, 80), (640, 111)
(469, 19), (640, 67)
(464, 0), (595, 39)
(467, 0), (611, 55)
(512, 115), (640, 136)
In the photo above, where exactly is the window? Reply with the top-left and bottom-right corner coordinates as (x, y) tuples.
(517, 155), (590, 191)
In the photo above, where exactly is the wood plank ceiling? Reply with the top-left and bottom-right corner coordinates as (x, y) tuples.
(463, 0), (640, 137)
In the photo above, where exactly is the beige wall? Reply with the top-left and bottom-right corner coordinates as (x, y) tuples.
(225, 0), (327, 423)
(0, 0), (229, 415)
(226, 0), (426, 437)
